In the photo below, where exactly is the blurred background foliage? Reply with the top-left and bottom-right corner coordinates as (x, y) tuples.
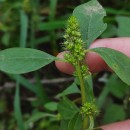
(0, 0), (130, 130)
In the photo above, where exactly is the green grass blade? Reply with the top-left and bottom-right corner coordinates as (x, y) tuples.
(38, 20), (66, 31)
(14, 75), (26, 130)
(9, 74), (48, 104)
(20, 10), (28, 47)
(97, 85), (109, 109)
(49, 0), (57, 20)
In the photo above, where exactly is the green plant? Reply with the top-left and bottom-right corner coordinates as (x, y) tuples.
(0, 0), (130, 130)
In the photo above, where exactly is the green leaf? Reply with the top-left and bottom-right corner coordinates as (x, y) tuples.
(33, 33), (62, 45)
(116, 16), (130, 37)
(68, 112), (82, 130)
(9, 74), (49, 103)
(105, 7), (130, 15)
(60, 120), (70, 130)
(44, 102), (58, 111)
(25, 112), (56, 129)
(73, 0), (107, 47)
(0, 48), (55, 74)
(20, 10), (28, 47)
(107, 74), (128, 99)
(14, 76), (26, 130)
(103, 104), (126, 124)
(58, 97), (79, 120)
(97, 79), (109, 108)
(97, 74), (128, 108)
(2, 32), (10, 46)
(56, 82), (80, 97)
(49, 0), (57, 20)
(101, 24), (117, 38)
(91, 47), (130, 85)
(38, 20), (66, 31)
(84, 74), (94, 102)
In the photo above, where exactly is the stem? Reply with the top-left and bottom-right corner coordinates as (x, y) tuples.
(88, 116), (94, 130)
(76, 62), (88, 130)
(76, 62), (86, 104)
(83, 117), (88, 130)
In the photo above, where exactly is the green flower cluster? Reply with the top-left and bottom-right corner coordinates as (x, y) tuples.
(63, 16), (86, 66)
(80, 102), (99, 117)
(63, 16), (90, 77)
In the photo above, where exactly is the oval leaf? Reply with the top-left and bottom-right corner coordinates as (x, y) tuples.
(91, 47), (130, 85)
(56, 82), (80, 98)
(44, 102), (58, 111)
(68, 112), (82, 130)
(58, 97), (79, 120)
(0, 48), (55, 74)
(73, 0), (107, 47)
(103, 104), (126, 123)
